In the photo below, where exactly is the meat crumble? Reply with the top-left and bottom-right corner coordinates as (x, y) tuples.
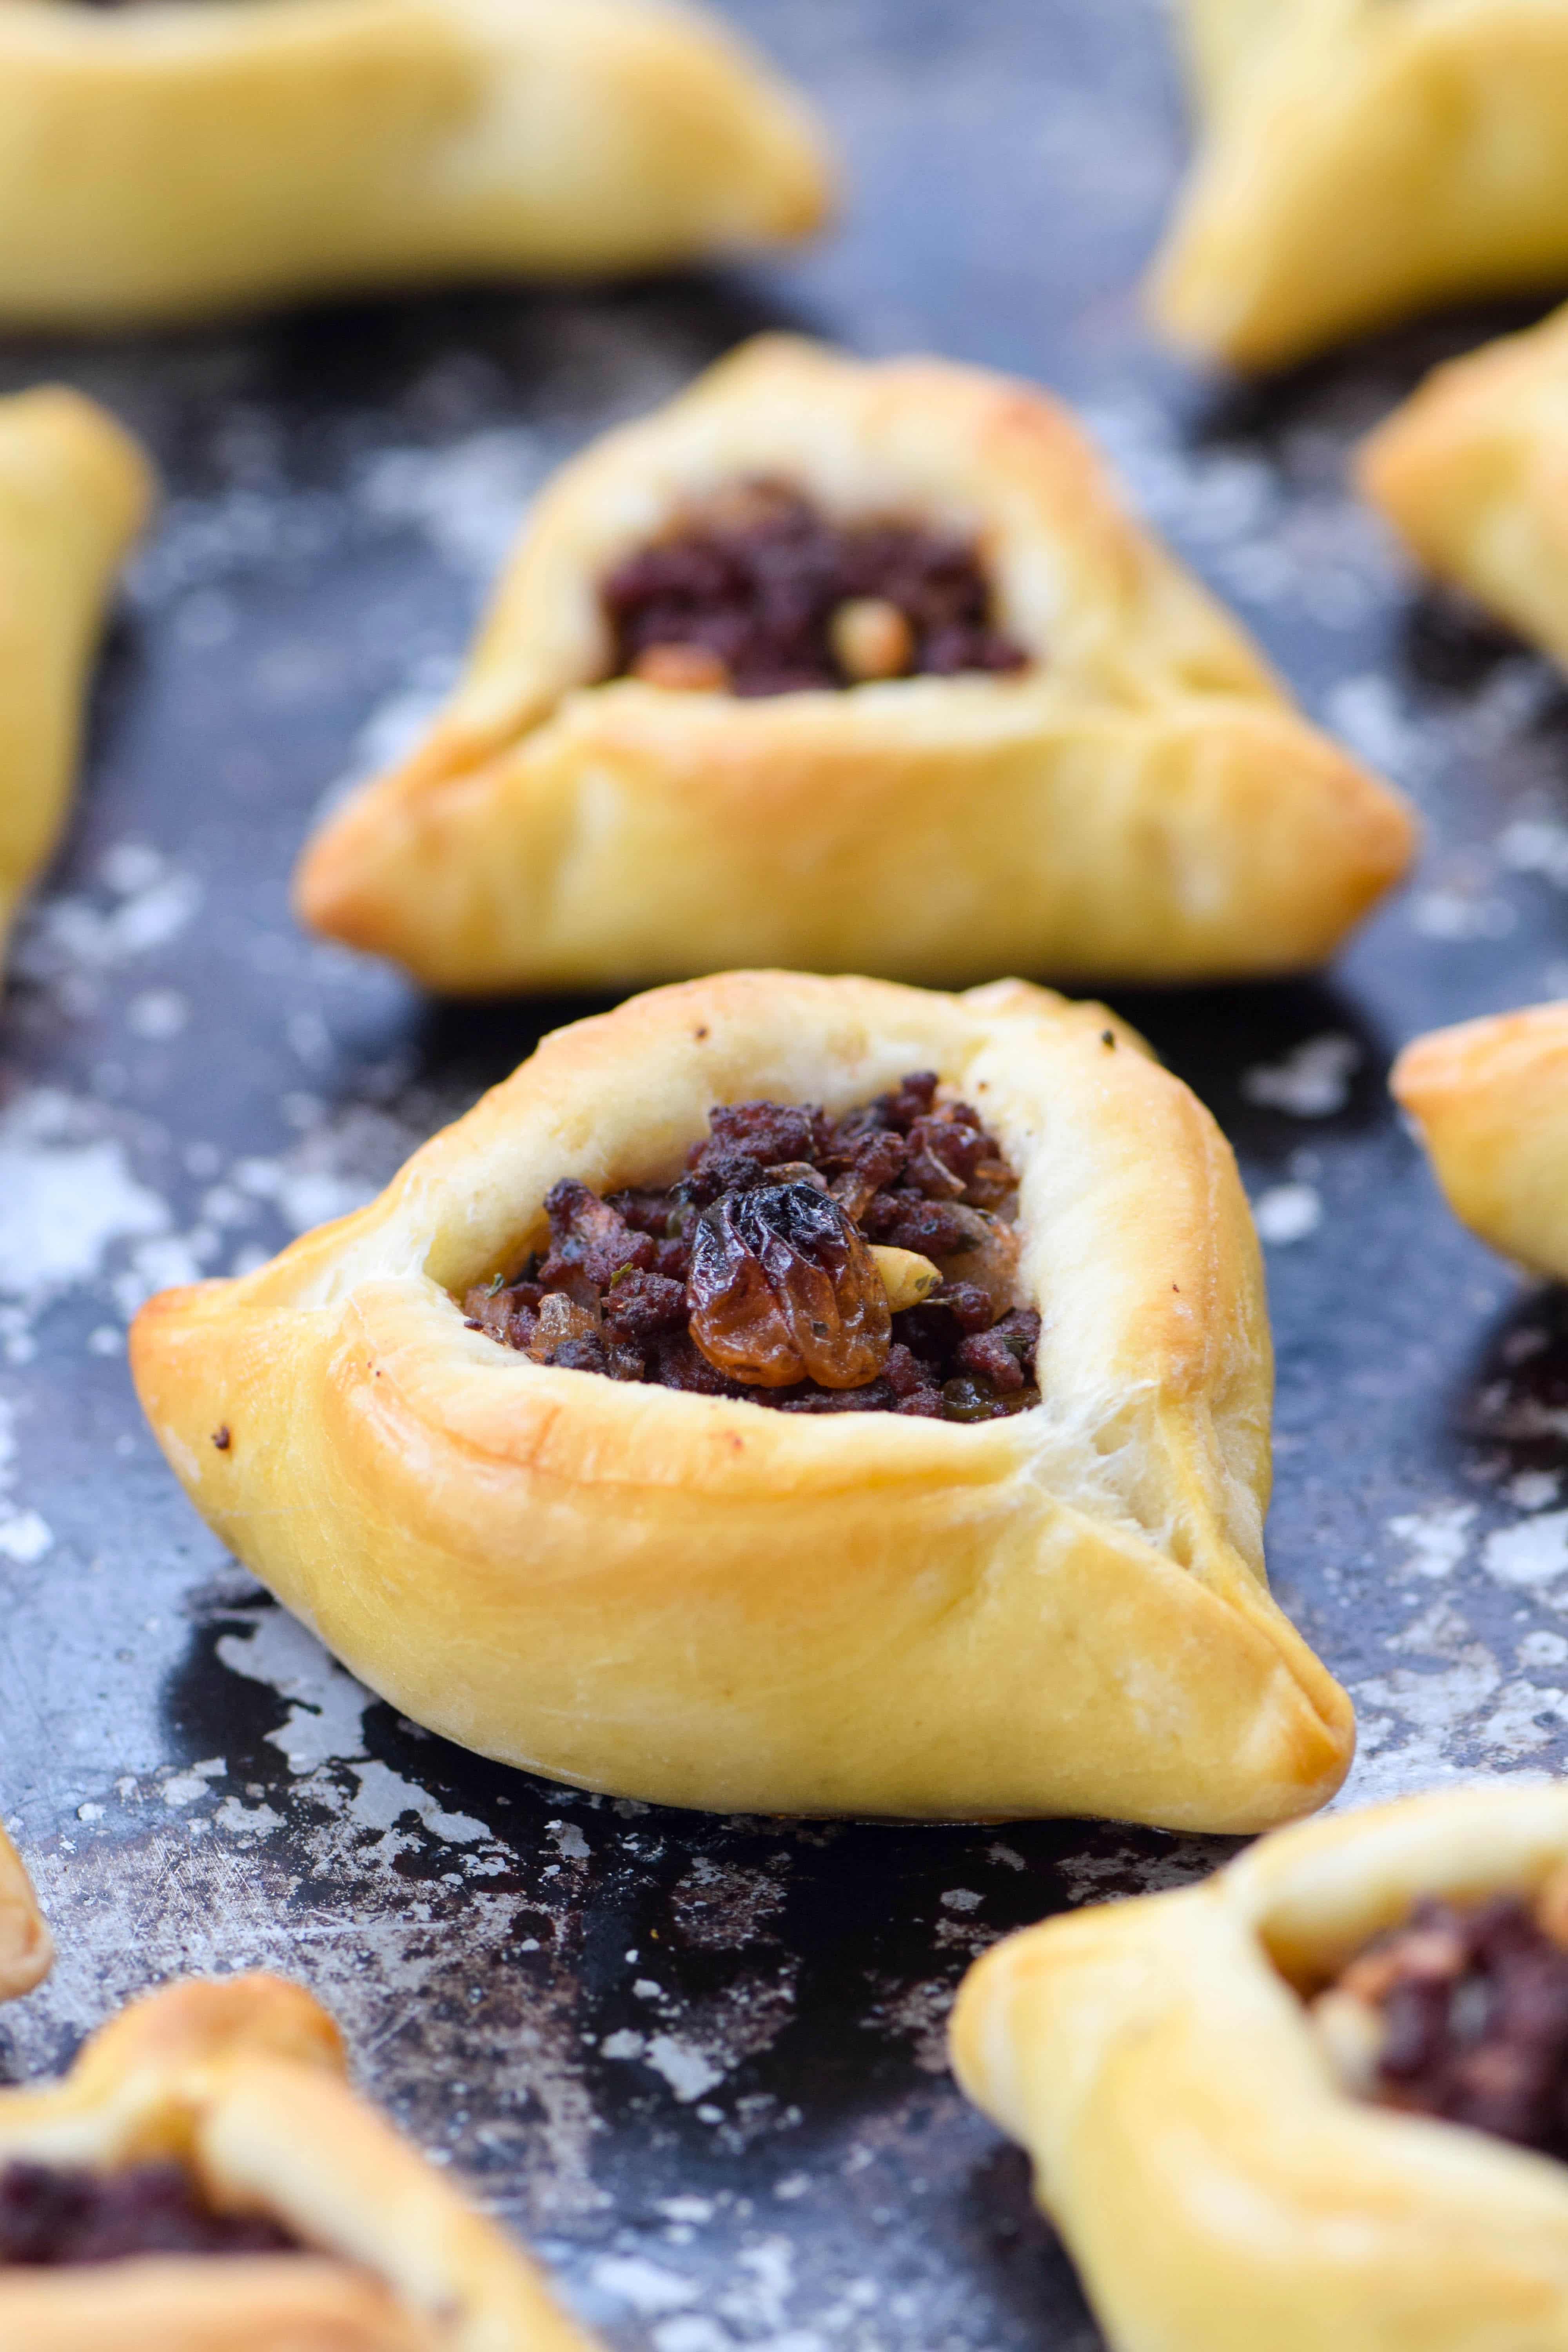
(1312, 1872), (1568, 2158)
(601, 480), (1030, 698)
(462, 1073), (1042, 1421)
(0, 2159), (301, 2265)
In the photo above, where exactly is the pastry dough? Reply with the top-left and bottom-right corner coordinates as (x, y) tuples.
(294, 336), (1415, 994)
(1391, 999), (1568, 1278)
(0, 0), (831, 328)
(0, 1826), (51, 2004)
(1152, 0), (1568, 370)
(129, 969), (1354, 1827)
(1359, 301), (1568, 671)
(951, 1782), (1568, 2352)
(0, 387), (155, 972)
(0, 1971), (596, 2351)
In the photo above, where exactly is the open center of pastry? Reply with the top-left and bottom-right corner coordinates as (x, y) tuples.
(1309, 1869), (1568, 2158)
(0, 2158), (302, 2265)
(462, 1071), (1042, 1419)
(601, 479), (1030, 697)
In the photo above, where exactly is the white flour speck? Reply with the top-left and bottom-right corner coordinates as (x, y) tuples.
(1252, 1183), (1322, 1245)
(1509, 1471), (1561, 1510)
(1388, 1503), (1476, 1580)
(1484, 1510), (1568, 1589)
(0, 1511), (52, 1564)
(591, 2256), (700, 2315)
(1241, 1034), (1361, 1118)
(644, 2036), (726, 2104)
(355, 429), (548, 578)
(0, 1091), (168, 1298)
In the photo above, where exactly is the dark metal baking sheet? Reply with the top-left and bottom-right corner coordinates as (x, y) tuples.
(4, 4), (1568, 2345)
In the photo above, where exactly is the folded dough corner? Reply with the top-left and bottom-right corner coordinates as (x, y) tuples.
(294, 334), (1414, 994)
(0, 386), (156, 972)
(1151, 0), (1568, 369)
(951, 1783), (1568, 2352)
(1392, 998), (1568, 1283)
(0, 1826), (51, 2005)
(130, 970), (1354, 1828)
(0, 0), (833, 328)
(1359, 301), (1568, 675)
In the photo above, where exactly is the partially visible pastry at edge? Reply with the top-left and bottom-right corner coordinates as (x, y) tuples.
(131, 970), (1354, 1828)
(1392, 1000), (1568, 1278)
(294, 336), (1414, 993)
(1151, 0), (1568, 370)
(0, 1972), (597, 2350)
(0, 1828), (51, 2004)
(0, 0), (831, 328)
(1359, 303), (1568, 671)
(0, 388), (155, 974)
(951, 1783), (1568, 2352)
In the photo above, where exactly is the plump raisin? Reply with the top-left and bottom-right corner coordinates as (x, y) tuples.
(687, 1181), (891, 1389)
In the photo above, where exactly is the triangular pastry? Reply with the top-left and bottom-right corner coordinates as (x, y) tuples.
(1152, 0), (1568, 370)
(0, 1827), (51, 2005)
(294, 335), (1415, 994)
(1392, 1000), (1568, 1277)
(0, 0), (830, 328)
(0, 1972), (597, 2350)
(0, 387), (154, 975)
(952, 1782), (1568, 2352)
(130, 970), (1354, 1828)
(1359, 301), (1568, 671)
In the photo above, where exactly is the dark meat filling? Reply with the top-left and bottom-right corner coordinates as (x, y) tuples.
(463, 1072), (1041, 1421)
(1319, 1886), (1568, 2157)
(601, 480), (1030, 698)
(0, 2158), (301, 2266)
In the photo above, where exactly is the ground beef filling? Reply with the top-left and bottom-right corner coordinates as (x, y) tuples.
(1312, 1874), (1568, 2156)
(601, 480), (1029, 698)
(0, 2159), (301, 2265)
(463, 1073), (1041, 1421)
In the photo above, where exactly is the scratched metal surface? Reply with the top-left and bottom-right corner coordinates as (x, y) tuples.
(3, 2), (1568, 2345)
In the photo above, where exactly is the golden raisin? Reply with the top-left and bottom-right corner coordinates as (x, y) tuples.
(686, 1181), (891, 1389)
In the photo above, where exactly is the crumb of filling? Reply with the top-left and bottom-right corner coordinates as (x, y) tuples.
(601, 479), (1030, 699)
(1310, 1867), (1568, 2157)
(462, 1072), (1042, 1421)
(0, 2159), (301, 2267)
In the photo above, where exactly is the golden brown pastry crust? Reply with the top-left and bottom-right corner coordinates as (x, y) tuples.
(1152, 0), (1568, 370)
(130, 970), (1352, 1828)
(0, 1973), (596, 2352)
(0, 1826), (51, 2004)
(0, 0), (830, 329)
(1359, 302), (1568, 671)
(951, 1783), (1568, 2352)
(294, 336), (1414, 994)
(0, 387), (155, 972)
(1391, 1000), (1568, 1279)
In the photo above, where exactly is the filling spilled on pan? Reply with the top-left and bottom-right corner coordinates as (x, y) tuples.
(462, 1072), (1041, 1421)
(0, 2159), (302, 2265)
(1310, 1867), (1568, 2157)
(602, 480), (1030, 698)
